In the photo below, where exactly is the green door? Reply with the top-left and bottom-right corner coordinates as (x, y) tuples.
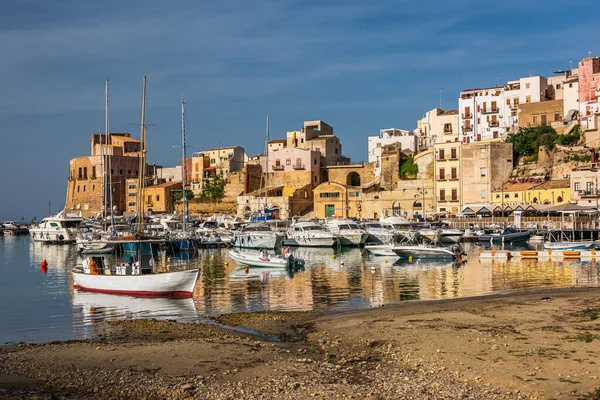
(325, 204), (335, 218)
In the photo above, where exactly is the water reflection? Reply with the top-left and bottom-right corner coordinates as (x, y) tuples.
(1, 237), (600, 344)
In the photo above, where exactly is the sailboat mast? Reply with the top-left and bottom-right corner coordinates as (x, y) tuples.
(105, 78), (115, 232)
(181, 99), (189, 230)
(264, 113), (269, 213)
(137, 76), (147, 233)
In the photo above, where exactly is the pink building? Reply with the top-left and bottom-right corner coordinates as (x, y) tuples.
(579, 57), (600, 129)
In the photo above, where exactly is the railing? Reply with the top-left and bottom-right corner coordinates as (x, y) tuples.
(436, 175), (447, 181)
(489, 121), (500, 127)
(579, 190), (599, 198)
(293, 163), (305, 170)
(272, 165), (285, 171)
(444, 216), (599, 231)
(481, 107), (500, 114)
(462, 113), (473, 119)
(444, 128), (453, 133)
(462, 126), (473, 132)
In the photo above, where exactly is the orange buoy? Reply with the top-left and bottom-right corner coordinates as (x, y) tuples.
(40, 259), (48, 268)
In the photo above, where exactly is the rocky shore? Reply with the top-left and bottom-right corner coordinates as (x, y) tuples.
(1, 287), (599, 399)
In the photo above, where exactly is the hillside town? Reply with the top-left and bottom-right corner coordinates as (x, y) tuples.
(64, 56), (600, 223)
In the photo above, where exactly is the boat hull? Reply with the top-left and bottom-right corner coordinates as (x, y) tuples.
(478, 231), (531, 243)
(30, 228), (77, 244)
(543, 241), (597, 250)
(232, 234), (285, 249)
(283, 236), (337, 247)
(72, 269), (199, 298)
(364, 244), (397, 256)
(337, 233), (369, 246)
(228, 250), (290, 268)
(392, 246), (456, 260)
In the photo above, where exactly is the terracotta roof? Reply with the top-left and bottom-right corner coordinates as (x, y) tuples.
(268, 139), (287, 144)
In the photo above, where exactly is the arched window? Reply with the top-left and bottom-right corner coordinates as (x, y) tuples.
(557, 196), (563, 202)
(276, 189), (283, 196)
(347, 172), (361, 186)
(533, 197), (538, 203)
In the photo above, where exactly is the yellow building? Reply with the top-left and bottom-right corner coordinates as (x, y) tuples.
(125, 179), (182, 214)
(491, 179), (570, 210)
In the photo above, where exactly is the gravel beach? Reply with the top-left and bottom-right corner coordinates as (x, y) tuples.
(1, 287), (599, 399)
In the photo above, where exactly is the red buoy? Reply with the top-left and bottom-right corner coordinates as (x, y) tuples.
(40, 259), (48, 268)
(40, 265), (47, 275)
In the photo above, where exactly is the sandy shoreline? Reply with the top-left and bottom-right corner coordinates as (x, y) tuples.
(1, 286), (599, 399)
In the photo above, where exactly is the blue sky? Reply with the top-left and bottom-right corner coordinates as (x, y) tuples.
(0, 0), (598, 220)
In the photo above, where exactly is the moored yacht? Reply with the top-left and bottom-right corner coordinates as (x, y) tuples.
(232, 223), (285, 249)
(30, 210), (83, 244)
(361, 221), (396, 244)
(325, 219), (368, 246)
(284, 221), (337, 247)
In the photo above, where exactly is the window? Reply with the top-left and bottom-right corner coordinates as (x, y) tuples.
(505, 194), (509, 199)
(480, 167), (486, 177)
(506, 99), (510, 106)
(92, 185), (95, 191)
(319, 192), (340, 198)
(147, 195), (152, 203)
(451, 189), (457, 201)
(556, 84), (561, 89)
(128, 193), (136, 197)
(513, 98), (519, 106)
(210, 158), (215, 164)
(532, 115), (538, 124)
(438, 149), (445, 160)
(451, 167), (457, 179)
(525, 82), (530, 89)
(450, 148), (457, 159)
(83, 185), (86, 192)
(314, 159), (317, 165)
(335, 149), (338, 154)
(574, 182), (581, 191)
(481, 190), (487, 199)
(439, 189), (446, 201)
(526, 96), (531, 103)
(128, 170), (131, 174)
(569, 83), (573, 88)
(439, 168), (445, 179)
(315, 147), (320, 152)
(128, 202), (136, 207)
(128, 185), (136, 189)
(587, 182), (594, 192)
(78, 167), (82, 179)
(83, 167), (87, 179)
(92, 167), (96, 179)
(286, 159), (291, 165)
(554, 113), (560, 122)
(348, 192), (360, 197)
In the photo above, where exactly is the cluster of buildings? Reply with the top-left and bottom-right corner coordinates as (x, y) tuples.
(65, 56), (600, 220)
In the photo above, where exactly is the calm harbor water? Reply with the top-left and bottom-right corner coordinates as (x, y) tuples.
(1, 235), (599, 345)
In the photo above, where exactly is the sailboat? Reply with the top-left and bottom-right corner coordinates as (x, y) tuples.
(72, 77), (200, 298)
(232, 113), (285, 249)
(77, 78), (118, 253)
(170, 100), (200, 251)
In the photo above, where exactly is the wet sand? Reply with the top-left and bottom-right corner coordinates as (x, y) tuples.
(1, 287), (599, 399)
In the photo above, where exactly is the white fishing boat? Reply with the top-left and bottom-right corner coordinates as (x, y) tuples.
(418, 226), (464, 244)
(391, 245), (460, 260)
(325, 219), (368, 246)
(73, 255), (199, 298)
(284, 222), (337, 247)
(228, 249), (304, 269)
(379, 215), (411, 231)
(231, 223), (285, 249)
(30, 210), (84, 244)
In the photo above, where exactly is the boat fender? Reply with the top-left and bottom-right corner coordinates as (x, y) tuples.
(40, 259), (48, 268)
(548, 249), (552, 255)
(408, 256), (413, 263)
(592, 249), (596, 256)
(491, 250), (496, 257)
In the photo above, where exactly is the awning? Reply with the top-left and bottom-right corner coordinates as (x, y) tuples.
(477, 207), (492, 215)
(462, 207), (476, 214)
(541, 203), (598, 214)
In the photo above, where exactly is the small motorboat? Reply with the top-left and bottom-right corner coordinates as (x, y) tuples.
(543, 240), (597, 250)
(391, 244), (463, 260)
(228, 249), (305, 269)
(477, 227), (531, 243)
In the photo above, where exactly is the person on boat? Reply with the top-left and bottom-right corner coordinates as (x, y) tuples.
(283, 247), (291, 259)
(89, 257), (98, 275)
(128, 256), (134, 267)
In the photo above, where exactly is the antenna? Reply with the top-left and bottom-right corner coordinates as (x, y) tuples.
(569, 60), (573, 70)
(439, 87), (444, 109)
(589, 50), (592, 58)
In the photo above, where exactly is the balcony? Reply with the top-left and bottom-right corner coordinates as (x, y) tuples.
(579, 190), (599, 198)
(462, 126), (473, 132)
(272, 165), (285, 171)
(436, 175), (447, 181)
(293, 163), (305, 170)
(449, 175), (459, 181)
(462, 113), (473, 119)
(444, 128), (453, 134)
(489, 121), (500, 127)
(481, 107), (500, 114)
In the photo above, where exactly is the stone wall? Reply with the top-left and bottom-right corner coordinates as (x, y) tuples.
(379, 144), (401, 190)
(324, 163), (376, 187)
(518, 100), (564, 128)
(177, 201), (237, 217)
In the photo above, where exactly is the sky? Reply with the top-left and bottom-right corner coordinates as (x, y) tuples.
(0, 0), (599, 221)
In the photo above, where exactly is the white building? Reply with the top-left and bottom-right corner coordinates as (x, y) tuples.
(458, 86), (510, 143)
(416, 108), (459, 150)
